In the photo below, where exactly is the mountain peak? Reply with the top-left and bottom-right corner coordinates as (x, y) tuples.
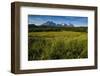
(41, 21), (74, 27)
(42, 21), (56, 26)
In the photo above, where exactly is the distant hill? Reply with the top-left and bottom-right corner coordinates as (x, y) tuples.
(28, 24), (38, 28)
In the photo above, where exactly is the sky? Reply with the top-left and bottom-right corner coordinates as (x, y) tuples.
(28, 15), (88, 27)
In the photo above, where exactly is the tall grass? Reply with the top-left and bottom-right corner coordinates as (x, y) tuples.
(28, 31), (87, 60)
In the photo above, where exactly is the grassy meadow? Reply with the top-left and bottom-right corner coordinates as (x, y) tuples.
(28, 30), (88, 60)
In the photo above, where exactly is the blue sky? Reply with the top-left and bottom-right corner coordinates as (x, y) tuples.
(28, 15), (88, 27)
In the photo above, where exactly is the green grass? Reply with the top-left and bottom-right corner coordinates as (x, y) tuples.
(28, 31), (88, 60)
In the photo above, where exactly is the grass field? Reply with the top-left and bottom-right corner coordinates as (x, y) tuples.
(28, 31), (88, 60)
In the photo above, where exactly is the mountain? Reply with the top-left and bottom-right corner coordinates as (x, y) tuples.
(29, 21), (74, 27)
(57, 23), (68, 27)
(68, 23), (74, 27)
(41, 21), (74, 27)
(41, 21), (57, 27)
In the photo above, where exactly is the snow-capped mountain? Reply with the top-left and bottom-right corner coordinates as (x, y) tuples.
(40, 21), (74, 27)
(41, 21), (56, 27)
